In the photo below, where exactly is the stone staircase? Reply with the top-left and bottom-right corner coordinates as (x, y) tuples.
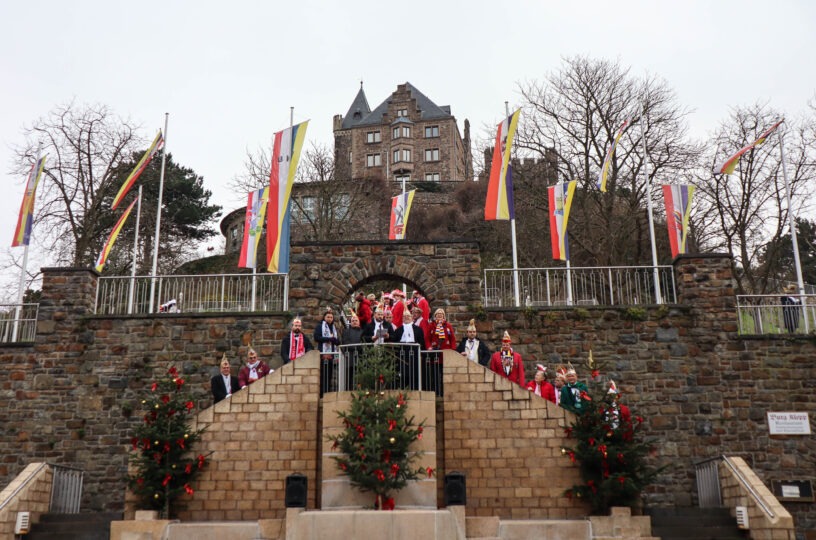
(646, 507), (748, 540)
(26, 512), (122, 540)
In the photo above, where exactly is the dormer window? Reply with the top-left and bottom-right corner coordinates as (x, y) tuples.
(397, 109), (408, 117)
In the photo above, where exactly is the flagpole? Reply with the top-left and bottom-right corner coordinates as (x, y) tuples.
(127, 185), (143, 314)
(778, 124), (807, 332)
(148, 113), (169, 313)
(638, 104), (663, 304)
(13, 144), (42, 341)
(506, 101), (521, 307)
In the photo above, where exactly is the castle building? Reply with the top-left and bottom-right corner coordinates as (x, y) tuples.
(333, 82), (472, 185)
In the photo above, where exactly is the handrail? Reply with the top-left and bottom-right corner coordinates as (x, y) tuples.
(0, 462), (48, 512)
(721, 455), (775, 519)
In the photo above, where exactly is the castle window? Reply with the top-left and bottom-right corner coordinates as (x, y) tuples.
(425, 126), (439, 138)
(334, 193), (350, 220)
(366, 154), (382, 167)
(393, 127), (400, 139)
(348, 151), (352, 163)
(392, 149), (411, 163)
(395, 174), (409, 184)
(402, 126), (411, 138)
(397, 108), (408, 117)
(425, 172), (440, 182)
(366, 131), (381, 143)
(424, 148), (440, 162)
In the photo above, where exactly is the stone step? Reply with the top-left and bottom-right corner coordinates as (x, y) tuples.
(498, 519), (591, 540)
(27, 512), (122, 540)
(164, 521), (263, 540)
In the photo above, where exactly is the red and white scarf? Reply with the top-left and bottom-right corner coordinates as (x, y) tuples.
(289, 332), (306, 361)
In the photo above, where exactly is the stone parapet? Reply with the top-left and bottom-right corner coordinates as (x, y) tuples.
(0, 462), (52, 536)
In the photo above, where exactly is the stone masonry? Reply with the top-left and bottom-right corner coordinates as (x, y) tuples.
(1, 251), (816, 535)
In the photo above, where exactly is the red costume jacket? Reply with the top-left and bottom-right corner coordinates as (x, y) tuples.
(238, 361), (272, 388)
(357, 298), (373, 326)
(429, 321), (457, 350)
(489, 350), (526, 387)
(526, 380), (556, 403)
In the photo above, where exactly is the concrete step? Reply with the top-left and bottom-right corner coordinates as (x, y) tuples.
(498, 519), (591, 540)
(646, 507), (746, 540)
(164, 521), (263, 540)
(27, 512), (122, 540)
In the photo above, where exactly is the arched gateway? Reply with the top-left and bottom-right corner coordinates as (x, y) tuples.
(287, 239), (482, 323)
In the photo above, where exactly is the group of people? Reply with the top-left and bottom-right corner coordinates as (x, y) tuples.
(210, 288), (618, 415)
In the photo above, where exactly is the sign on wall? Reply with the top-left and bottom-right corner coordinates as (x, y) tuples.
(767, 412), (811, 435)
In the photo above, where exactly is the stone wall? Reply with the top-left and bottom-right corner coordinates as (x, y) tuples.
(173, 353), (321, 521)
(287, 240), (482, 327)
(441, 352), (588, 519)
(1, 252), (816, 535)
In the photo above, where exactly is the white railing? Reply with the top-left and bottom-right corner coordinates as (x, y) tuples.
(483, 266), (676, 308)
(737, 294), (814, 335)
(0, 303), (39, 343)
(95, 273), (288, 315)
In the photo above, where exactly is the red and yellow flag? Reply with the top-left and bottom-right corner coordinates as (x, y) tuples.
(95, 199), (137, 272)
(714, 120), (782, 176)
(112, 131), (164, 209)
(12, 155), (46, 247)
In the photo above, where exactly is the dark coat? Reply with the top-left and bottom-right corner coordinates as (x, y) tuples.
(211, 374), (240, 403)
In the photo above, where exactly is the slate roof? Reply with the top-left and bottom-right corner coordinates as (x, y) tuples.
(341, 87), (371, 130)
(340, 82), (452, 130)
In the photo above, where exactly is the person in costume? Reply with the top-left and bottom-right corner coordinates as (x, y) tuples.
(559, 363), (589, 414)
(314, 308), (341, 394)
(411, 289), (431, 323)
(380, 292), (394, 314)
(211, 354), (239, 403)
(489, 331), (526, 387)
(429, 308), (457, 351)
(553, 370), (566, 406)
(390, 289), (408, 326)
(526, 364), (556, 403)
(456, 319), (491, 367)
(238, 347), (272, 388)
(412, 306), (432, 342)
(355, 292), (373, 327)
(391, 309), (427, 389)
(280, 317), (313, 364)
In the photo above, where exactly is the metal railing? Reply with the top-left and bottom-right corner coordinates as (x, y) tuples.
(0, 303), (39, 343)
(95, 273), (288, 315)
(319, 343), (443, 397)
(694, 456), (723, 508)
(695, 456), (775, 518)
(50, 465), (83, 513)
(483, 266), (676, 308)
(737, 294), (814, 335)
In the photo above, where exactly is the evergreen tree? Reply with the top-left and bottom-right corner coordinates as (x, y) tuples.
(561, 375), (663, 514)
(327, 347), (433, 509)
(128, 365), (208, 517)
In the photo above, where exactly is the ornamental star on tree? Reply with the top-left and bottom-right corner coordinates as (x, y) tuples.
(128, 365), (208, 518)
(561, 374), (664, 514)
(327, 347), (433, 510)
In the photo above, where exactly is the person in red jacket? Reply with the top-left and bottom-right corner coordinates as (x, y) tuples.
(411, 290), (431, 323)
(429, 308), (457, 351)
(238, 348), (272, 389)
(489, 331), (525, 387)
(526, 364), (556, 403)
(390, 289), (408, 325)
(355, 292), (373, 327)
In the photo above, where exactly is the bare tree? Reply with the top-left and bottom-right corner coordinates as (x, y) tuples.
(515, 56), (700, 266)
(694, 103), (815, 293)
(12, 102), (141, 266)
(231, 142), (389, 242)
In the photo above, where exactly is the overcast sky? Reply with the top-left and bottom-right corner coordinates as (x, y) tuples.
(1, 0), (814, 297)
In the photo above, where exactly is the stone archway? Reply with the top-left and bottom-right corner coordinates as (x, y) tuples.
(287, 239), (482, 327)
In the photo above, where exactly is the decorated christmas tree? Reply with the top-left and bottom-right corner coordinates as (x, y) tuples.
(561, 370), (663, 514)
(128, 365), (208, 518)
(327, 347), (433, 510)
